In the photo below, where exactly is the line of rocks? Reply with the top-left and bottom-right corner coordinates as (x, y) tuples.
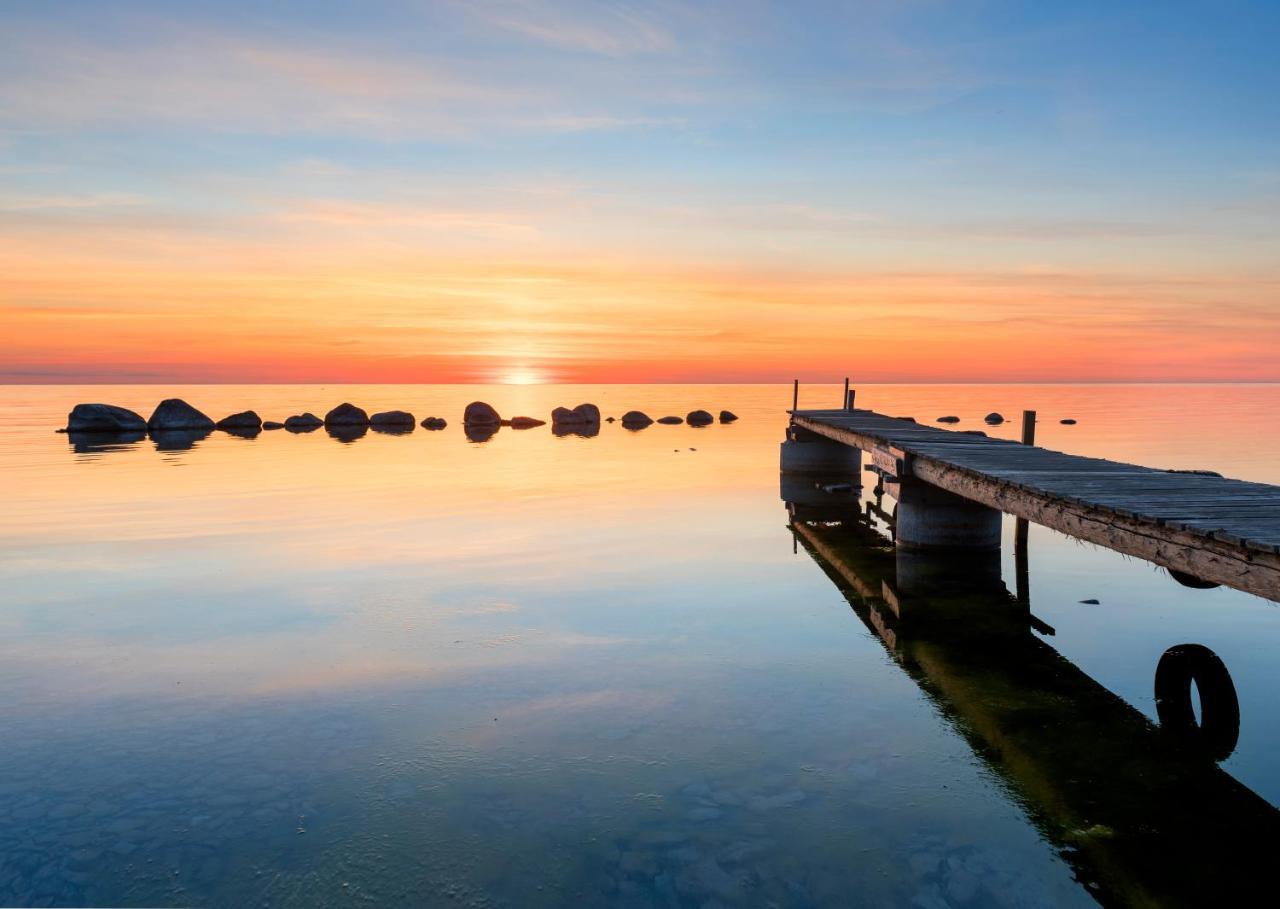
(62, 400), (741, 442)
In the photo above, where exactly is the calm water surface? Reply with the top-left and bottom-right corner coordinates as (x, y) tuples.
(1, 384), (1278, 908)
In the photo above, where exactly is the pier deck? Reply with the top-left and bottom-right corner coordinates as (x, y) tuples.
(790, 409), (1280, 600)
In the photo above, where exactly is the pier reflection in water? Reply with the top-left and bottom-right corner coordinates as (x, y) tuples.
(783, 476), (1277, 908)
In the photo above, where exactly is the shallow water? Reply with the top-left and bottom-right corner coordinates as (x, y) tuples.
(1, 383), (1277, 907)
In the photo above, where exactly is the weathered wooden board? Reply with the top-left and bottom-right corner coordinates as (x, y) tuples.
(792, 409), (1280, 600)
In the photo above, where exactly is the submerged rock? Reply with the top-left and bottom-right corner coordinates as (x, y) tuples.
(719, 410), (738, 423)
(66, 403), (147, 433)
(606, 416), (616, 423)
(551, 403), (601, 424)
(148, 399), (214, 431)
(1061, 418), (1078, 425)
(325, 402), (369, 426)
(936, 415), (960, 424)
(657, 416), (684, 425)
(262, 421), (285, 430)
(508, 416), (546, 429)
(216, 410), (262, 431)
(284, 413), (323, 432)
(984, 412), (1005, 425)
(687, 410), (714, 426)
(421, 417), (448, 430)
(621, 410), (654, 428)
(464, 401), (501, 425)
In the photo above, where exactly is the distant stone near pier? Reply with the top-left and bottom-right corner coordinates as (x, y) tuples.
(621, 410), (654, 428)
(325, 403), (369, 426)
(551, 403), (601, 425)
(263, 421), (285, 430)
(216, 411), (262, 431)
(285, 413), (323, 431)
(464, 402), (501, 425)
(657, 416), (684, 425)
(508, 416), (547, 429)
(984, 412), (1005, 425)
(66, 403), (147, 433)
(1061, 418), (1078, 425)
(937, 415), (960, 424)
(719, 410), (738, 423)
(421, 417), (448, 430)
(149, 399), (214, 431)
(687, 409), (714, 426)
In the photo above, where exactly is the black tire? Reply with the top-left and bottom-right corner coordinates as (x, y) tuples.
(1154, 643), (1240, 761)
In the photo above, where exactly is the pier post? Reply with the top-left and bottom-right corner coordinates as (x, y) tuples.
(893, 477), (1002, 550)
(779, 437), (862, 475)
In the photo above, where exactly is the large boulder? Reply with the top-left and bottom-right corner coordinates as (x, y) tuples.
(719, 410), (738, 423)
(66, 403), (147, 433)
(216, 410), (262, 430)
(687, 410), (714, 426)
(370, 410), (415, 426)
(325, 403), (369, 426)
(621, 410), (654, 428)
(148, 399), (214, 431)
(551, 403), (601, 425)
(657, 416), (684, 425)
(464, 401), (501, 425)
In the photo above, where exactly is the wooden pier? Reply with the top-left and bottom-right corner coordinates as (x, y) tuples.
(787, 407), (1280, 601)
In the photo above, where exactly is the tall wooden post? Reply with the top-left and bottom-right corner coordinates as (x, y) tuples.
(847, 388), (856, 411)
(842, 377), (849, 410)
(1015, 409), (1035, 603)
(792, 379), (799, 412)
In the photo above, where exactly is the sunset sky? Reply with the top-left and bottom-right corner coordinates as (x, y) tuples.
(2, 0), (1277, 383)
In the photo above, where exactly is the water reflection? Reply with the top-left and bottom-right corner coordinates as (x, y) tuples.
(325, 424), (367, 444)
(464, 422), (500, 443)
(65, 430), (145, 453)
(551, 422), (600, 438)
(150, 428), (212, 451)
(784, 487), (1278, 907)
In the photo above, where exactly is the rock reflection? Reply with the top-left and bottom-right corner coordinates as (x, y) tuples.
(66, 430), (145, 454)
(784, 493), (1278, 908)
(464, 423), (500, 443)
(150, 429), (212, 451)
(551, 422), (600, 438)
(326, 424), (368, 444)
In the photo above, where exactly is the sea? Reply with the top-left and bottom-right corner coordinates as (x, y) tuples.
(1, 383), (1278, 908)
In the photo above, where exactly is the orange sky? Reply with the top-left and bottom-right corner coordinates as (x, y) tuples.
(2, 2), (1278, 383)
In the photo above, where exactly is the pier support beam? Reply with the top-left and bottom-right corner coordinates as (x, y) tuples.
(779, 437), (862, 476)
(894, 479), (1002, 550)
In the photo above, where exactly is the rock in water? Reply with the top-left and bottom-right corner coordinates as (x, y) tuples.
(551, 403), (601, 424)
(621, 410), (654, 428)
(148, 399), (215, 431)
(216, 410), (262, 430)
(325, 403), (369, 426)
(508, 416), (546, 429)
(657, 416), (684, 425)
(984, 412), (1005, 425)
(421, 417), (448, 430)
(937, 415), (960, 424)
(1060, 418), (1077, 425)
(719, 410), (738, 423)
(464, 402), (501, 425)
(687, 410), (714, 426)
(284, 413), (323, 431)
(66, 403), (147, 433)
(370, 410), (415, 426)
(262, 421), (285, 430)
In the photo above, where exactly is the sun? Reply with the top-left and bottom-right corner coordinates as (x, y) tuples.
(502, 368), (545, 385)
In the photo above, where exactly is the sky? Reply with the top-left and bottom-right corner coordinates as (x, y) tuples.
(1, 0), (1277, 384)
